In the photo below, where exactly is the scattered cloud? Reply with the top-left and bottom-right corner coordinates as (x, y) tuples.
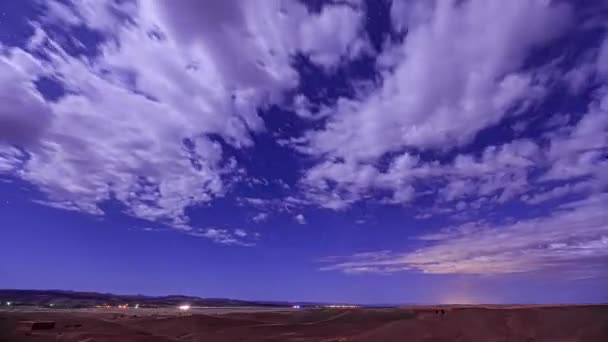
(299, 2), (371, 69)
(0, 0), (607, 260)
(297, 138), (542, 212)
(138, 227), (167, 233)
(521, 181), (593, 205)
(0, 0), (368, 242)
(297, 0), (571, 160)
(0, 146), (26, 172)
(189, 228), (256, 246)
(233, 229), (248, 238)
(252, 212), (269, 223)
(292, 0), (579, 211)
(295, 214), (307, 225)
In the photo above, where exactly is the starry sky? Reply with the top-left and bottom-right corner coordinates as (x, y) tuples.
(1, 0), (607, 304)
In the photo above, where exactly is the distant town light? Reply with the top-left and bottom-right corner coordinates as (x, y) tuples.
(135, 304), (140, 309)
(325, 304), (358, 309)
(292, 305), (301, 309)
(178, 304), (191, 311)
(6, 301), (11, 306)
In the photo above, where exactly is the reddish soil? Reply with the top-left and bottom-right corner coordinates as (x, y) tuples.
(1, 305), (607, 341)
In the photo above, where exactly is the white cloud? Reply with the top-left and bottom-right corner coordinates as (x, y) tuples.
(252, 212), (269, 223)
(234, 229), (248, 238)
(189, 228), (255, 246)
(441, 139), (540, 203)
(300, 159), (380, 209)
(0, 146), (26, 173)
(299, 3), (370, 69)
(43, 0), (82, 26)
(544, 100), (608, 182)
(295, 213), (306, 225)
(65, 0), (132, 32)
(137, 0), (300, 119)
(522, 181), (594, 205)
(10, 30), (231, 223)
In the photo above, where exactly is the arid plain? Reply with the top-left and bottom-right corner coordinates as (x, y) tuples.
(1, 305), (608, 341)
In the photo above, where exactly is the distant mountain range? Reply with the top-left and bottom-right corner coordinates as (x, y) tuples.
(0, 289), (293, 308)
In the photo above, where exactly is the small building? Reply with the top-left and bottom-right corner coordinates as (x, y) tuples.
(17, 321), (56, 331)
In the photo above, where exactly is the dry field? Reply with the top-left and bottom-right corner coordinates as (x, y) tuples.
(1, 305), (607, 341)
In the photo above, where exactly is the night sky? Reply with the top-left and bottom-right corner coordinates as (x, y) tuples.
(1, 0), (607, 304)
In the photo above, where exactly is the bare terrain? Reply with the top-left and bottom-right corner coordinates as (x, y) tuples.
(1, 305), (607, 341)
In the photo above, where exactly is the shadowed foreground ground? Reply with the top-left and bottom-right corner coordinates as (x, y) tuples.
(1, 305), (607, 341)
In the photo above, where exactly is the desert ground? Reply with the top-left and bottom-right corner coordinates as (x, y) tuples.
(1, 305), (607, 341)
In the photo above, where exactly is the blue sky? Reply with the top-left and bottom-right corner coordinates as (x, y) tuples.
(0, 0), (607, 304)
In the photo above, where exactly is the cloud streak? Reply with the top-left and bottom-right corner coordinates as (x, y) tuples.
(321, 193), (608, 277)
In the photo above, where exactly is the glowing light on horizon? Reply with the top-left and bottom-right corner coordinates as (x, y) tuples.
(178, 304), (191, 311)
(440, 293), (482, 305)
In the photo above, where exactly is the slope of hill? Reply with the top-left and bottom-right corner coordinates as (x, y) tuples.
(0, 289), (288, 308)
